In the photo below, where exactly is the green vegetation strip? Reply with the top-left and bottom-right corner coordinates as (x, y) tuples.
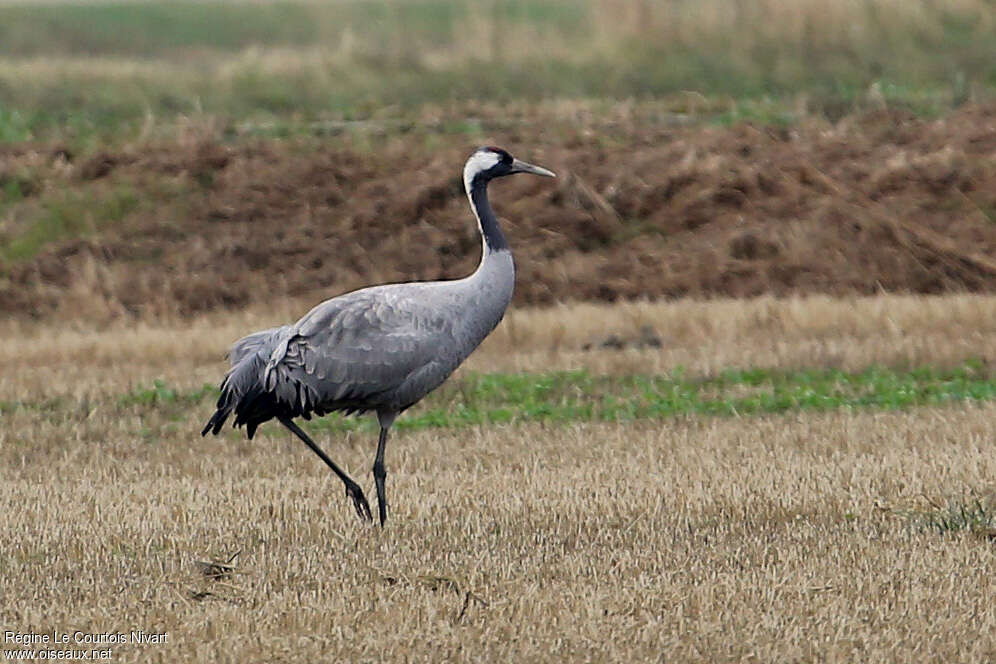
(99, 361), (996, 433)
(7, 362), (990, 430)
(911, 499), (996, 536)
(1, 0), (994, 141)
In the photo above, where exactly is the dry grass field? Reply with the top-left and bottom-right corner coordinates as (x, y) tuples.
(4, 2), (996, 661)
(3, 295), (996, 662)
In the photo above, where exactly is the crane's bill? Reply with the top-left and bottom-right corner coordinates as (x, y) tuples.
(510, 158), (556, 178)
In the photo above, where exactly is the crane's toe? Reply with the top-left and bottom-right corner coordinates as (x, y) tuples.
(345, 481), (373, 522)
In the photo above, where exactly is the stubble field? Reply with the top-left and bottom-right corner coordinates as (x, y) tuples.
(4, 1), (996, 661)
(3, 295), (996, 662)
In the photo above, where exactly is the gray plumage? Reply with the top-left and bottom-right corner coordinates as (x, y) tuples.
(202, 146), (555, 525)
(207, 254), (512, 436)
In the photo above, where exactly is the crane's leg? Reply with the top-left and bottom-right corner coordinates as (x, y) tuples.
(373, 426), (390, 527)
(279, 417), (372, 522)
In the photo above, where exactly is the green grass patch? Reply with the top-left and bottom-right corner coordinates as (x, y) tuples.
(0, 1), (587, 58)
(110, 361), (996, 435)
(0, 185), (140, 265)
(0, 108), (33, 143)
(119, 379), (218, 409)
(0, 2), (322, 57)
(910, 498), (996, 538)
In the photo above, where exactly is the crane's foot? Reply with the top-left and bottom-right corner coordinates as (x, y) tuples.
(345, 481), (373, 522)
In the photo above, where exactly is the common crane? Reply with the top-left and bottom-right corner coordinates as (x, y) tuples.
(202, 146), (556, 525)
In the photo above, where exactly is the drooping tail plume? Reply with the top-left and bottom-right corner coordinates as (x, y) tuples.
(201, 352), (269, 437)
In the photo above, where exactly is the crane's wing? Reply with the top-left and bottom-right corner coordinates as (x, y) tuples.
(227, 325), (291, 366)
(262, 286), (458, 416)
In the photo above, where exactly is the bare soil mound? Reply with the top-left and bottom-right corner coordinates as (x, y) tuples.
(3, 105), (996, 321)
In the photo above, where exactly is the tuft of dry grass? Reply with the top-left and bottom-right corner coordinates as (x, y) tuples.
(2, 297), (996, 661)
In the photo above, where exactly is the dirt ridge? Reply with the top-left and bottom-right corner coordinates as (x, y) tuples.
(2, 105), (996, 321)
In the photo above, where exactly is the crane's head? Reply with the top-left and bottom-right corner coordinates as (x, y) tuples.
(463, 146), (555, 193)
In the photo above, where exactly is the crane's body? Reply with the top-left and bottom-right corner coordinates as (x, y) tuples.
(206, 249), (514, 436)
(202, 147), (555, 525)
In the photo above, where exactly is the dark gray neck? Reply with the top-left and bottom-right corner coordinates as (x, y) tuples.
(469, 180), (509, 253)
